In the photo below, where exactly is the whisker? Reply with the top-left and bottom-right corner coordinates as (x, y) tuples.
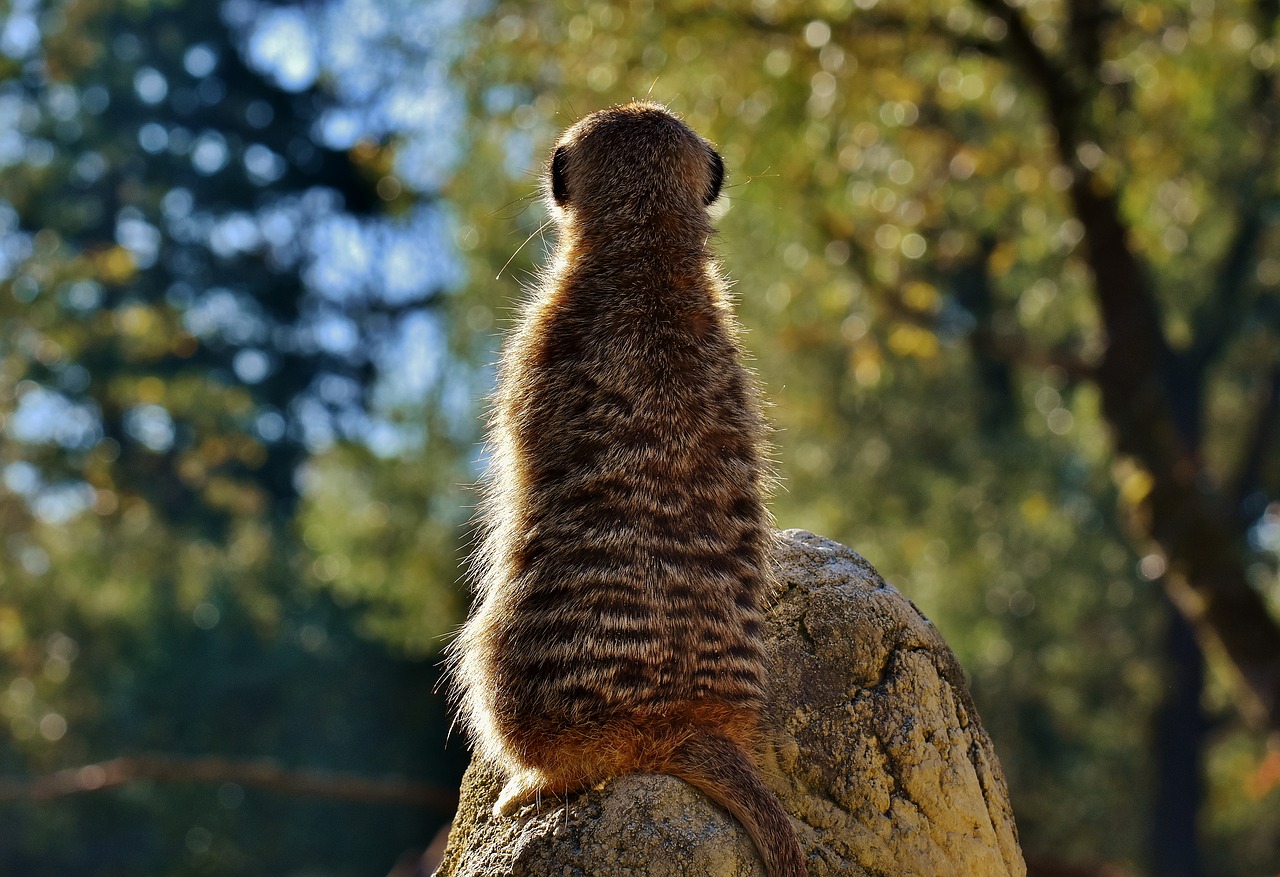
(497, 217), (554, 281)
(488, 190), (541, 220)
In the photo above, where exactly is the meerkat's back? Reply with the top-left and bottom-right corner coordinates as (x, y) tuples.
(450, 102), (806, 877)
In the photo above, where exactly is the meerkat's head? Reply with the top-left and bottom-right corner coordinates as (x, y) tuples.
(547, 102), (724, 227)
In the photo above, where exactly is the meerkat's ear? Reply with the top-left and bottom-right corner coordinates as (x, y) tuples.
(550, 145), (570, 205)
(704, 150), (725, 206)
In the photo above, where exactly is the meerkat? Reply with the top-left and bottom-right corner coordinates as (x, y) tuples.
(448, 102), (806, 877)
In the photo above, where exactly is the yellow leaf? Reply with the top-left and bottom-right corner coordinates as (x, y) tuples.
(95, 246), (137, 284)
(1119, 468), (1154, 506)
(987, 241), (1017, 278)
(136, 376), (165, 403)
(902, 281), (938, 311)
(0, 605), (25, 651)
(852, 347), (882, 386)
(887, 324), (940, 359)
(116, 305), (154, 336)
(1020, 492), (1051, 524)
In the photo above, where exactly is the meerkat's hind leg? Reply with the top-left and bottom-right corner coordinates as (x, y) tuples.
(493, 769), (551, 817)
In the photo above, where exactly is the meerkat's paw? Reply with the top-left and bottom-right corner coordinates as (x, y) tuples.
(492, 771), (547, 817)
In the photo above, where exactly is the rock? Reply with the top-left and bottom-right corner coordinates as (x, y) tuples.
(435, 530), (1026, 877)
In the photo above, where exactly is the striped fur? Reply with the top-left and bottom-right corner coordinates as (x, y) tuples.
(448, 103), (805, 877)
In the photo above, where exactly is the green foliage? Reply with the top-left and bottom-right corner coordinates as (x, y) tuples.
(296, 439), (468, 655)
(442, 1), (1280, 873)
(1, 0), (467, 872)
(4, 0), (1280, 874)
(1, 583), (460, 875)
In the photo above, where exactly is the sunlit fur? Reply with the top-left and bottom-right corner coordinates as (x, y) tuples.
(447, 102), (806, 877)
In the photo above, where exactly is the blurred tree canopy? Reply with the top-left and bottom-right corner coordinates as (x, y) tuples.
(3, 0), (1280, 875)
(0, 0), (467, 873)
(438, 0), (1280, 874)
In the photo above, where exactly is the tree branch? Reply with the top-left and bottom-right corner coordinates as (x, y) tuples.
(970, 0), (1086, 149)
(1065, 0), (1116, 74)
(695, 0), (1280, 726)
(819, 216), (1096, 379)
(964, 0), (1170, 422)
(1229, 362), (1280, 511)
(0, 754), (459, 814)
(955, 1), (1280, 726)
(1187, 207), (1271, 374)
(669, 5), (1005, 60)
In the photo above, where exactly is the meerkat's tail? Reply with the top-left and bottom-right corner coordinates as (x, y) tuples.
(670, 733), (807, 877)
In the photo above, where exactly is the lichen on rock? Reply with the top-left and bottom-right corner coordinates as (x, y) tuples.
(435, 529), (1026, 877)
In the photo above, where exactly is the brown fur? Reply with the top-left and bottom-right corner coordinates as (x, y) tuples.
(448, 102), (806, 877)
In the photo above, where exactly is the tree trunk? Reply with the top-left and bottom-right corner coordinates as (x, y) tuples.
(975, 0), (1280, 733)
(1150, 602), (1207, 877)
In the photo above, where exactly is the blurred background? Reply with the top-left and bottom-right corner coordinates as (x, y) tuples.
(1, 0), (1278, 874)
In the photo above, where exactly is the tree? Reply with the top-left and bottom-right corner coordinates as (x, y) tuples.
(0, 0), (468, 872)
(439, 0), (1280, 873)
